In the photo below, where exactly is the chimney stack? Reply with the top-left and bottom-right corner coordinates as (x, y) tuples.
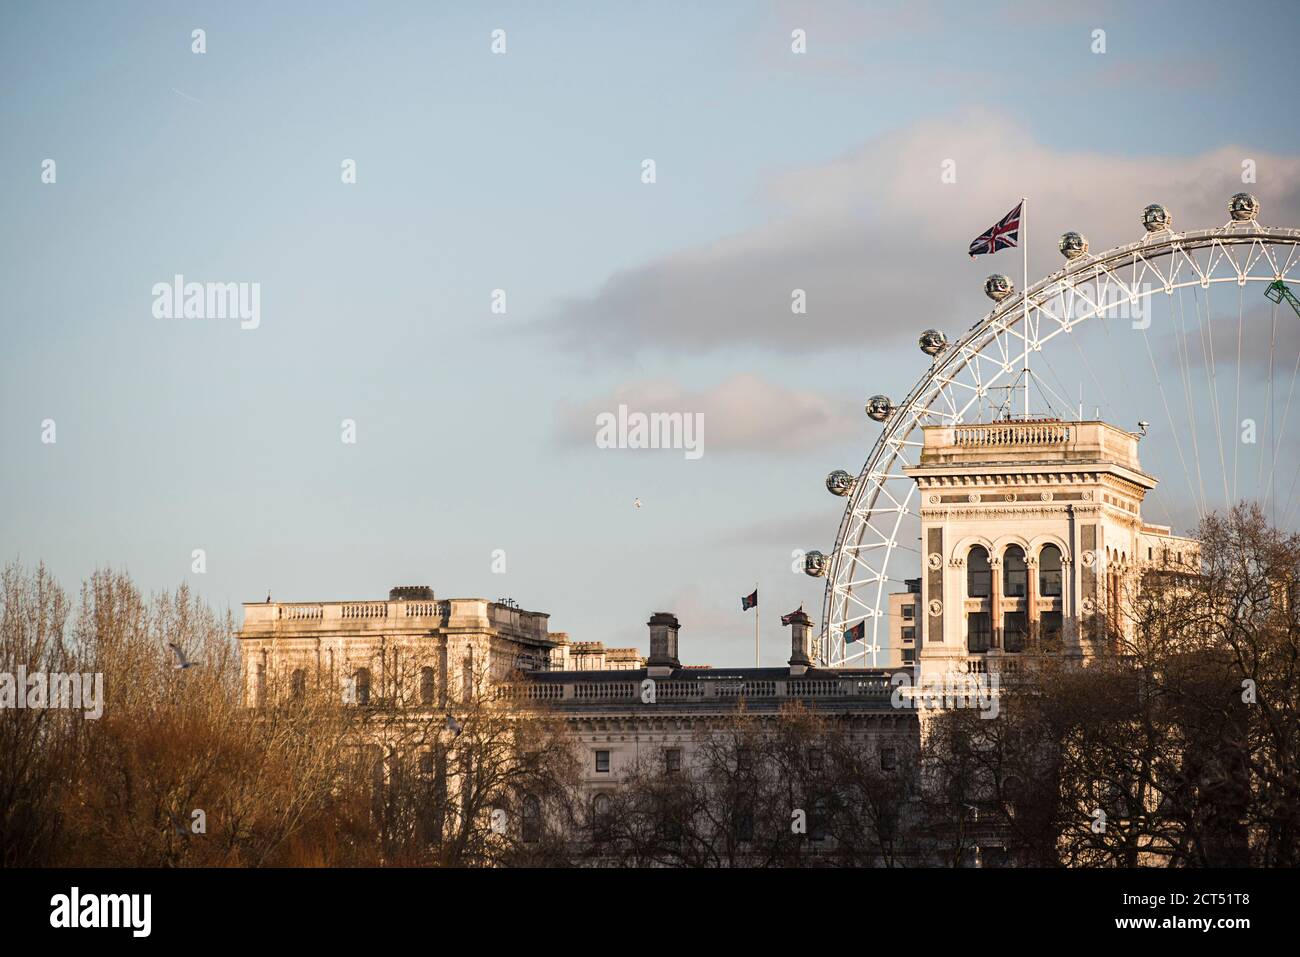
(786, 607), (813, 675)
(646, 612), (681, 676)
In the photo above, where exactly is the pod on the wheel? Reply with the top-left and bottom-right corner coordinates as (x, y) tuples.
(825, 470), (855, 496)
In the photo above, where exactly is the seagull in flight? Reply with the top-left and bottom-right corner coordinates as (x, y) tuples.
(168, 643), (202, 670)
(633, 498), (642, 510)
(446, 714), (464, 736)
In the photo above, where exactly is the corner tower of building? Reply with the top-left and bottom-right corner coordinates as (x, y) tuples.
(902, 419), (1195, 676)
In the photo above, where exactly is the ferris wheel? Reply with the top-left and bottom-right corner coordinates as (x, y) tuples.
(807, 193), (1300, 668)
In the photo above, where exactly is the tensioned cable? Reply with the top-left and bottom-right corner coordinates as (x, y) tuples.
(1086, 285), (1186, 528)
(1256, 293), (1279, 507)
(1233, 283), (1244, 503)
(1168, 286), (1208, 517)
(1139, 303), (1203, 522)
(1256, 296), (1300, 528)
(1192, 284), (1231, 509)
(1050, 302), (1177, 531)
(1028, 348), (1074, 420)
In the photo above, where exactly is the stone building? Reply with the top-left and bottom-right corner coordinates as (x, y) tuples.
(887, 579), (921, 667)
(237, 587), (557, 709)
(236, 593), (915, 792)
(508, 610), (914, 802)
(235, 417), (1196, 749)
(234, 416), (1198, 863)
(901, 420), (1196, 677)
(547, 633), (645, 672)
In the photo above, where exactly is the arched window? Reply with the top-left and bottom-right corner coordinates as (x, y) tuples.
(1039, 544), (1063, 597)
(592, 793), (612, 842)
(1003, 545), (1027, 598)
(290, 668), (306, 701)
(967, 546), (991, 598)
(420, 666), (436, 707)
(354, 668), (371, 707)
(966, 546), (992, 653)
(522, 794), (541, 844)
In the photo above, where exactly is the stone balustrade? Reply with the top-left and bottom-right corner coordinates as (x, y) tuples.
(501, 673), (898, 706)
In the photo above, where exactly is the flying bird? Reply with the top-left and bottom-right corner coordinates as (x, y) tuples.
(633, 498), (642, 510)
(446, 714), (463, 736)
(168, 643), (202, 670)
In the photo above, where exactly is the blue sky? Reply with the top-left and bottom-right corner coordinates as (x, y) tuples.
(3, 0), (1299, 664)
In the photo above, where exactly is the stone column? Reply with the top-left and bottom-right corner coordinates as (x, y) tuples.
(990, 555), (1003, 650)
(1026, 554), (1039, 646)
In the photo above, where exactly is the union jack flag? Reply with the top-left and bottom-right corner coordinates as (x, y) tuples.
(968, 200), (1023, 258)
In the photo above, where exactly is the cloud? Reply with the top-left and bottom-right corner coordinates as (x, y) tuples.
(1154, 300), (1300, 374)
(556, 373), (860, 452)
(543, 111), (1300, 358)
(718, 509), (837, 547)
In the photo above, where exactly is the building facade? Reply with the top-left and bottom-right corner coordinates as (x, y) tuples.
(887, 579), (921, 666)
(235, 417), (1197, 863)
(237, 587), (556, 709)
(902, 420), (1196, 677)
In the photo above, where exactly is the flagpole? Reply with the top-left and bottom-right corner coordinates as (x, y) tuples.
(1022, 196), (1030, 420)
(754, 582), (759, 667)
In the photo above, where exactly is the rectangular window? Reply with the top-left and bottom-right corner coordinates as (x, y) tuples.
(1005, 568), (1027, 598)
(967, 612), (991, 653)
(902, 649), (915, 664)
(901, 626), (915, 641)
(665, 748), (681, 774)
(1039, 568), (1062, 597)
(902, 605), (915, 620)
(595, 750), (610, 773)
(418, 750), (434, 776)
(880, 747), (898, 771)
(1003, 611), (1027, 652)
(969, 570), (992, 598)
(1041, 611), (1063, 643)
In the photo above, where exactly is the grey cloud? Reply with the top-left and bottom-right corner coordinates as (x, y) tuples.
(544, 111), (1300, 358)
(556, 374), (861, 452)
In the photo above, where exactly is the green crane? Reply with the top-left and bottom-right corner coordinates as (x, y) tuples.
(1265, 279), (1300, 318)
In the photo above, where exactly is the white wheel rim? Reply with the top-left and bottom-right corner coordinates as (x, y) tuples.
(821, 223), (1300, 667)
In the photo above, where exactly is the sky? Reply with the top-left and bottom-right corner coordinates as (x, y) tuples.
(3, 0), (1299, 666)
